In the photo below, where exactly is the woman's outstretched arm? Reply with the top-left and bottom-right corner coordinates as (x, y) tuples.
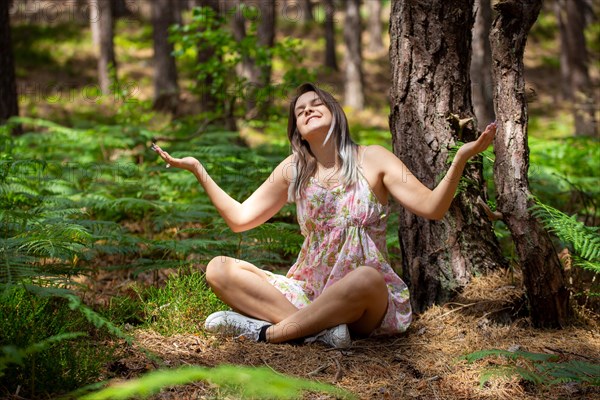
(369, 122), (496, 220)
(152, 144), (293, 232)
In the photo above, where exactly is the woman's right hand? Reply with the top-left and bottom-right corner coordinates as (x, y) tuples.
(151, 143), (201, 172)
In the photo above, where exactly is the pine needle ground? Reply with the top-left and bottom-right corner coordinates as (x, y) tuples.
(98, 269), (600, 400)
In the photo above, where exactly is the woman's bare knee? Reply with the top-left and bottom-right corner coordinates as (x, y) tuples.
(205, 255), (234, 290)
(346, 266), (387, 298)
(205, 256), (266, 291)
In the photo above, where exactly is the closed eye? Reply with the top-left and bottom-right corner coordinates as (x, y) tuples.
(295, 99), (323, 118)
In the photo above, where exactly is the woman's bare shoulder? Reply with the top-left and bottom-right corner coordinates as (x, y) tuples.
(272, 154), (297, 185)
(359, 145), (395, 171)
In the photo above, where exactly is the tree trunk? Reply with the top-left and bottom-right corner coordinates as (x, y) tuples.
(490, 0), (570, 328)
(252, 0), (275, 118)
(90, 0), (100, 46)
(366, 0), (385, 54)
(323, 0), (338, 70)
(90, 0), (117, 95)
(0, 0), (21, 134)
(470, 0), (495, 131)
(556, 0), (598, 136)
(172, 0), (185, 26)
(111, 0), (129, 18)
(389, 0), (506, 313)
(343, 0), (365, 110)
(152, 0), (179, 113)
(196, 0), (219, 114)
(231, 0), (254, 85)
(300, 0), (313, 22)
(228, 0), (275, 119)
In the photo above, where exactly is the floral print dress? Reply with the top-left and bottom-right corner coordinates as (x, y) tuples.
(265, 170), (412, 335)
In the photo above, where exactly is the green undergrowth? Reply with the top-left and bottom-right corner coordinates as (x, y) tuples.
(462, 348), (600, 388)
(138, 267), (228, 336)
(528, 136), (600, 222)
(0, 285), (117, 398)
(0, 114), (301, 397)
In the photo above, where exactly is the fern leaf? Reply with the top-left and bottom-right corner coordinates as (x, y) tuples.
(536, 359), (600, 385)
(0, 332), (87, 377)
(463, 348), (558, 363)
(530, 200), (600, 264)
(78, 365), (356, 400)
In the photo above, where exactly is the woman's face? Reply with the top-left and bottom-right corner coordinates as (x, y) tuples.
(294, 91), (334, 141)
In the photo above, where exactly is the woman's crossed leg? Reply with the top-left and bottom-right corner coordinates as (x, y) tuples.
(204, 256), (389, 345)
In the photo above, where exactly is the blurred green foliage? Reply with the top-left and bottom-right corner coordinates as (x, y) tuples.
(80, 364), (356, 400)
(0, 285), (116, 398)
(171, 5), (316, 122)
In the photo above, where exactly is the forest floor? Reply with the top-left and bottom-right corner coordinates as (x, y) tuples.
(99, 270), (600, 400)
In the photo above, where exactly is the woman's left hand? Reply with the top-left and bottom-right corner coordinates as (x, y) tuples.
(457, 121), (496, 160)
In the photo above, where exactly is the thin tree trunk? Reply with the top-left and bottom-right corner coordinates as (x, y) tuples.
(252, 0), (275, 118)
(90, 0), (100, 46)
(231, 0), (254, 85)
(471, 0), (495, 130)
(111, 0), (129, 18)
(490, 0), (570, 328)
(366, 0), (385, 54)
(172, 0), (184, 26)
(556, 0), (598, 136)
(390, 0), (505, 312)
(90, 0), (117, 95)
(0, 0), (21, 135)
(343, 0), (365, 110)
(225, 0), (245, 130)
(152, 0), (179, 113)
(196, 0), (219, 114)
(300, 0), (313, 22)
(323, 0), (338, 70)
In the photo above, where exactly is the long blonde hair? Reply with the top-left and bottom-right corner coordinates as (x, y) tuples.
(287, 83), (359, 201)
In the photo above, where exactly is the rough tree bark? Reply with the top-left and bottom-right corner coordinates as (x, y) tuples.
(470, 0), (495, 130)
(366, 0), (385, 54)
(389, 0), (505, 312)
(323, 0), (338, 70)
(490, 0), (570, 328)
(0, 0), (21, 134)
(343, 0), (365, 110)
(90, 0), (117, 95)
(556, 0), (598, 136)
(152, 0), (180, 113)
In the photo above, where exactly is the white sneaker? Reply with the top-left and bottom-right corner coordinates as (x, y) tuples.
(204, 311), (270, 341)
(305, 324), (351, 348)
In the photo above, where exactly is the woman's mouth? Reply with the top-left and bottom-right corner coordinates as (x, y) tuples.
(306, 115), (320, 124)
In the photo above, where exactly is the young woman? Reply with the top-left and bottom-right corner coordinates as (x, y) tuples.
(152, 83), (496, 348)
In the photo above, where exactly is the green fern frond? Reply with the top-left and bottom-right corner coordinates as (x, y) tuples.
(478, 366), (515, 387)
(536, 359), (600, 385)
(464, 348), (600, 387)
(63, 294), (133, 344)
(463, 348), (558, 363)
(78, 364), (356, 400)
(571, 256), (600, 273)
(530, 200), (600, 270)
(0, 332), (87, 378)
